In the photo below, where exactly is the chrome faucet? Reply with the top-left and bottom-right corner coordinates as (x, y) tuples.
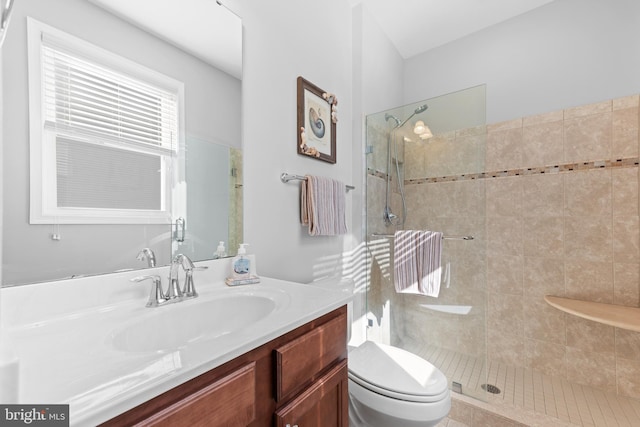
(136, 248), (156, 268)
(169, 253), (207, 300)
(167, 254), (188, 300)
(131, 254), (207, 308)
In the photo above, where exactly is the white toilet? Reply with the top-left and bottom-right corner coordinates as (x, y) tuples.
(310, 277), (451, 427)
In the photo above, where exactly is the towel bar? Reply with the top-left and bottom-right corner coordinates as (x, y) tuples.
(371, 233), (474, 241)
(280, 172), (355, 192)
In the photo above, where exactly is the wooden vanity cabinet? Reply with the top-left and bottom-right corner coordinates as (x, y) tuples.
(100, 305), (347, 427)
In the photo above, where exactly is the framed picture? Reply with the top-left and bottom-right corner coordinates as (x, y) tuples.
(297, 76), (337, 164)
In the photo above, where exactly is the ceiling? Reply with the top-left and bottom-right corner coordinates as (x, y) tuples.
(87, 0), (556, 79)
(355, 0), (556, 58)
(88, 0), (242, 78)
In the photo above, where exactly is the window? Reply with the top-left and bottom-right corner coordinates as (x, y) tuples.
(27, 18), (184, 224)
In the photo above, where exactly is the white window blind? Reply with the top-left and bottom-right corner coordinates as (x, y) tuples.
(42, 34), (178, 154)
(28, 18), (184, 224)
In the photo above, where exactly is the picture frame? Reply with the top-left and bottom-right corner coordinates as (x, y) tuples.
(297, 76), (337, 164)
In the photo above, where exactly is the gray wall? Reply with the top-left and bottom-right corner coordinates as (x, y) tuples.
(1, 0), (241, 284)
(229, 0), (355, 284)
(358, 4), (406, 116)
(404, 0), (640, 124)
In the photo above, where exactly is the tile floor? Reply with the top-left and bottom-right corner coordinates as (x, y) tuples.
(403, 340), (640, 426)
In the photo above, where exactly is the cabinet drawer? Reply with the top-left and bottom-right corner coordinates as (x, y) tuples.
(275, 359), (348, 427)
(140, 362), (256, 427)
(275, 310), (347, 402)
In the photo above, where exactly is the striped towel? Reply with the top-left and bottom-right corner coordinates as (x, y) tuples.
(393, 230), (443, 297)
(300, 175), (348, 236)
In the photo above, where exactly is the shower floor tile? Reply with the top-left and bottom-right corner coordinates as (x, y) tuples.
(403, 340), (640, 426)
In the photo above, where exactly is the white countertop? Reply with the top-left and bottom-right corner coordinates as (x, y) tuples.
(1, 260), (352, 426)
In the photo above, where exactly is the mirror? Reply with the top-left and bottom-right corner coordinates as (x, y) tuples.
(1, 0), (242, 286)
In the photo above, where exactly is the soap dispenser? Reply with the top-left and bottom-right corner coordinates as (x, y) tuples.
(213, 241), (227, 259)
(232, 243), (250, 279)
(226, 243), (260, 286)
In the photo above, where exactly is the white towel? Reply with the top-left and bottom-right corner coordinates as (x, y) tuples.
(300, 175), (348, 236)
(393, 230), (443, 297)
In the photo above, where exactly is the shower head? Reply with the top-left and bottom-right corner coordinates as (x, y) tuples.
(386, 104), (429, 129)
(414, 104), (428, 114)
(398, 104), (428, 127)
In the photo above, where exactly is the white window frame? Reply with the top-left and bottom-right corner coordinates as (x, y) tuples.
(27, 17), (185, 224)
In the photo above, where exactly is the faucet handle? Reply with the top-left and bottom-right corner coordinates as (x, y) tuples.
(167, 254), (187, 301)
(131, 275), (165, 308)
(182, 265), (207, 299)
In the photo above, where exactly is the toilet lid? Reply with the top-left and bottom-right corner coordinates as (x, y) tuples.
(348, 341), (448, 402)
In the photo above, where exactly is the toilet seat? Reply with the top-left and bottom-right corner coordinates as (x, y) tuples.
(348, 341), (449, 403)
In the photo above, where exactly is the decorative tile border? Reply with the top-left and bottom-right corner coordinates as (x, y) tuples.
(367, 168), (389, 180)
(366, 157), (639, 185)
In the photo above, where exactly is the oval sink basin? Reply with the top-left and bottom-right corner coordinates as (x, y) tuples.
(111, 293), (280, 352)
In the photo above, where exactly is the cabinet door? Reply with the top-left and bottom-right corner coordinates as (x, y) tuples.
(275, 311), (347, 402)
(274, 360), (348, 427)
(141, 362), (256, 427)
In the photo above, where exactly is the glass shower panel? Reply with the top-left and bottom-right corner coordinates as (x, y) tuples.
(365, 85), (488, 401)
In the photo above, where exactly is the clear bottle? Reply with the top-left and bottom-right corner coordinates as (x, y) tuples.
(213, 241), (227, 259)
(232, 243), (251, 279)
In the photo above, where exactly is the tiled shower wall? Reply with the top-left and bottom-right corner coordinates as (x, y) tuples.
(367, 94), (640, 400)
(481, 96), (640, 400)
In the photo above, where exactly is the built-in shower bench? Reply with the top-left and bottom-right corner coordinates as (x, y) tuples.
(545, 296), (640, 332)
